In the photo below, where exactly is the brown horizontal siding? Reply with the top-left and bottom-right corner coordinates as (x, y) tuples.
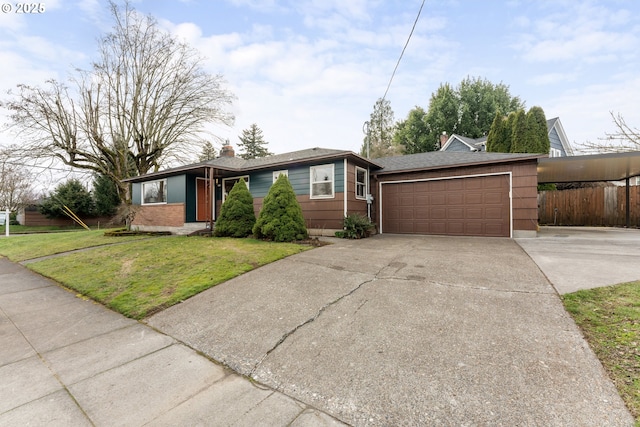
(254, 194), (345, 230)
(373, 160), (539, 233)
(132, 203), (185, 228)
(345, 161), (370, 217)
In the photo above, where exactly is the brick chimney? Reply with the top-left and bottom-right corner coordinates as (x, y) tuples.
(439, 131), (449, 148)
(220, 144), (235, 157)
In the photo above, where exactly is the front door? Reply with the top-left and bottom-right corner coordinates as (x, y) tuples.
(196, 178), (212, 222)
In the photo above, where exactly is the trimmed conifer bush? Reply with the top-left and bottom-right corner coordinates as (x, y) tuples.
(214, 179), (256, 237)
(253, 174), (308, 242)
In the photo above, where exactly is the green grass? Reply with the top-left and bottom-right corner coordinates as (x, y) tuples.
(0, 229), (151, 261)
(27, 236), (310, 319)
(563, 281), (640, 424)
(0, 224), (88, 234)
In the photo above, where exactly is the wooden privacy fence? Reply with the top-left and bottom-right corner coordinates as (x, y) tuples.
(538, 186), (640, 227)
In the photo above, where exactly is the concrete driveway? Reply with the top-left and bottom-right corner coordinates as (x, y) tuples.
(147, 234), (633, 426)
(517, 226), (640, 294)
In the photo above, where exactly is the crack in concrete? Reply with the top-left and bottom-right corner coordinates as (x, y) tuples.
(249, 262), (393, 378)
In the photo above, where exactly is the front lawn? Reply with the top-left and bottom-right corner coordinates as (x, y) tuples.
(26, 236), (310, 319)
(0, 229), (151, 261)
(563, 281), (640, 424)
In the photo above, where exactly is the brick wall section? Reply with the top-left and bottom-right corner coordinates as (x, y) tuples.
(372, 160), (539, 233)
(23, 211), (116, 227)
(132, 203), (185, 228)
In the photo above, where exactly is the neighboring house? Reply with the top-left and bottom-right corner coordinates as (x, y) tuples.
(124, 145), (542, 238)
(440, 117), (574, 157)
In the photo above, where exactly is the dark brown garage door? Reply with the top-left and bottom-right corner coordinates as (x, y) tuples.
(381, 175), (510, 237)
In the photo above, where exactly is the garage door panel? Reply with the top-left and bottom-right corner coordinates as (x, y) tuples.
(430, 194), (446, 205)
(400, 209), (414, 220)
(431, 207), (446, 219)
(465, 193), (483, 204)
(447, 193), (464, 204)
(449, 208), (464, 219)
(446, 180), (464, 191)
(465, 207), (483, 219)
(485, 207), (505, 219)
(484, 191), (504, 204)
(382, 175), (510, 237)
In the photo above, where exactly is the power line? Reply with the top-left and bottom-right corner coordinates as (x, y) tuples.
(382, 0), (426, 102)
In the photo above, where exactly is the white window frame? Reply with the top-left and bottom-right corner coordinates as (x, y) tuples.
(272, 170), (288, 183)
(310, 164), (335, 199)
(550, 148), (562, 158)
(222, 176), (249, 202)
(141, 179), (167, 205)
(355, 166), (368, 200)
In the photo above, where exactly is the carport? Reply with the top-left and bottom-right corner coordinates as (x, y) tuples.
(538, 151), (640, 227)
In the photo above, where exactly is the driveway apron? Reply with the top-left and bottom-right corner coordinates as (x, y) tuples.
(148, 234), (634, 426)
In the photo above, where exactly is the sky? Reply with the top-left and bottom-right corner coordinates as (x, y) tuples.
(1, 0), (639, 187)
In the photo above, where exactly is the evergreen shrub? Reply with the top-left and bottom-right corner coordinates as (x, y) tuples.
(214, 179), (256, 237)
(253, 175), (307, 242)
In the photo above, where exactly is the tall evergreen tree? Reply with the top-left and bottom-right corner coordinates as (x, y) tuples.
(238, 124), (272, 159)
(527, 106), (550, 154)
(360, 98), (396, 159)
(199, 141), (216, 161)
(93, 174), (120, 216)
(510, 110), (529, 153)
(486, 112), (512, 153)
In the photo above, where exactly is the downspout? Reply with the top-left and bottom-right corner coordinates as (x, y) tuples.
(343, 159), (348, 218)
(367, 166), (371, 221)
(209, 167), (215, 231)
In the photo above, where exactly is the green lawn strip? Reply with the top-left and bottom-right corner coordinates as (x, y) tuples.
(562, 281), (640, 423)
(0, 229), (151, 262)
(28, 236), (311, 319)
(0, 225), (84, 234)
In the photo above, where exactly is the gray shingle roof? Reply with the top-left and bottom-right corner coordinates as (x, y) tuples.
(206, 147), (358, 170)
(123, 147), (379, 182)
(373, 151), (542, 174)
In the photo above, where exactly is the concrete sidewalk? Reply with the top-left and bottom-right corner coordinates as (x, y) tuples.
(148, 235), (634, 426)
(0, 257), (344, 426)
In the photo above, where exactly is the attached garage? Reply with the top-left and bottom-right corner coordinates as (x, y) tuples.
(381, 173), (511, 237)
(373, 152), (541, 238)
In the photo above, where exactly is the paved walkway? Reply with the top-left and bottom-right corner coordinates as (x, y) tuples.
(0, 258), (344, 426)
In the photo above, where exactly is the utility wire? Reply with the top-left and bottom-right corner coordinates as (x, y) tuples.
(382, 0), (426, 101)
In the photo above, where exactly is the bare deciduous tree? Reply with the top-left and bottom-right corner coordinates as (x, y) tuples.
(1, 1), (234, 204)
(580, 112), (640, 153)
(0, 154), (35, 211)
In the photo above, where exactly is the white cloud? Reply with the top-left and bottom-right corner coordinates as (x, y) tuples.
(512, 2), (639, 64)
(545, 77), (640, 149)
(527, 72), (576, 85)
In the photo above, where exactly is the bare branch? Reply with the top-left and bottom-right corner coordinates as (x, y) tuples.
(1, 1), (234, 204)
(578, 111), (640, 153)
